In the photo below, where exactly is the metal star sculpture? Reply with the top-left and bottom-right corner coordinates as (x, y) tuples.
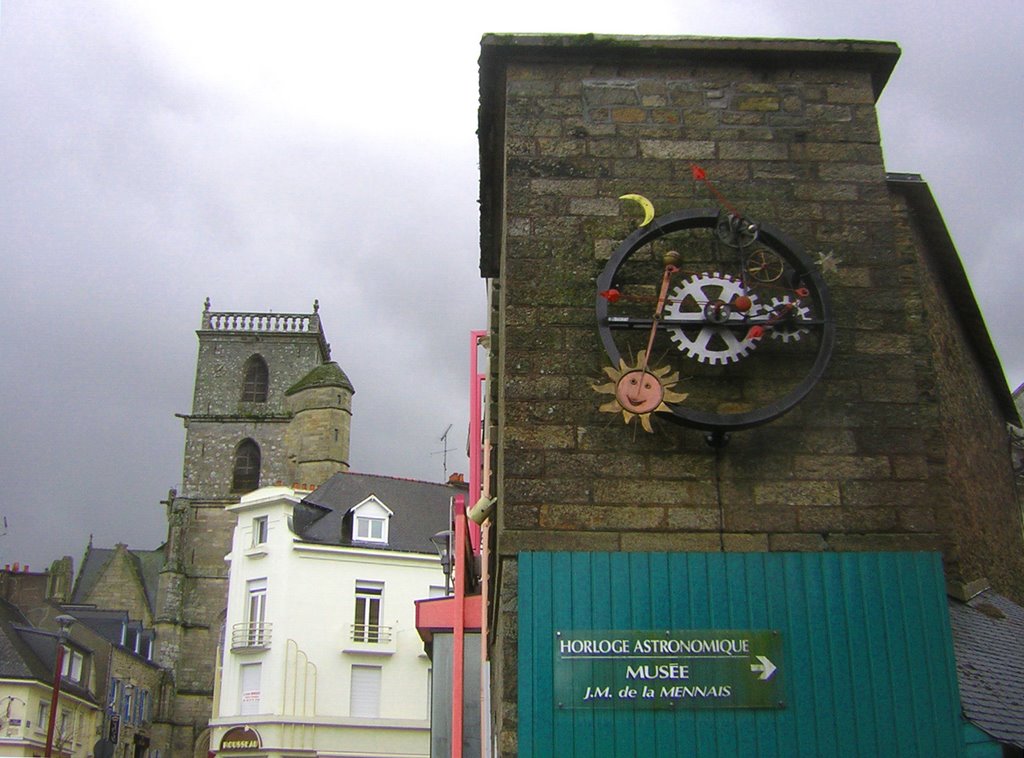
(816, 250), (841, 275)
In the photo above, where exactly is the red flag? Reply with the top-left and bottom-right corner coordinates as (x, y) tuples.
(690, 164), (707, 181)
(599, 289), (621, 303)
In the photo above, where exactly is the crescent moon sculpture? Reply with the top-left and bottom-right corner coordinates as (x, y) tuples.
(618, 193), (655, 227)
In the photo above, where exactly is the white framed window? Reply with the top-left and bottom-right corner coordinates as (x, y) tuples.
(356, 516), (385, 541)
(60, 647), (84, 683)
(353, 581), (383, 642)
(350, 665), (382, 718)
(252, 515), (268, 546)
(247, 578), (268, 645)
(239, 663), (262, 715)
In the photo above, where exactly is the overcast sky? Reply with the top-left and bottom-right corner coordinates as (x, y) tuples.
(1, 0), (1021, 570)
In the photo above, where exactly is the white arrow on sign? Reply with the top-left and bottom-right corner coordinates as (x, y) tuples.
(750, 655), (777, 681)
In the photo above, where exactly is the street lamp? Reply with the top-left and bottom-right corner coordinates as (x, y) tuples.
(44, 614), (75, 758)
(430, 529), (454, 595)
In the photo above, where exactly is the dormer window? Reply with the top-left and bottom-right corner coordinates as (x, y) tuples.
(356, 516), (385, 541)
(350, 497), (393, 545)
(60, 646), (84, 683)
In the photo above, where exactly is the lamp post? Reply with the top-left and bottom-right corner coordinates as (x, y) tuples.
(430, 529), (454, 595)
(44, 614), (75, 758)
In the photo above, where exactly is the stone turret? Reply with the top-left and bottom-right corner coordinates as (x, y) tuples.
(283, 361), (355, 486)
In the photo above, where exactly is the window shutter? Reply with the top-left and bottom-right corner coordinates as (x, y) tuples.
(350, 665), (382, 718)
(239, 663), (262, 716)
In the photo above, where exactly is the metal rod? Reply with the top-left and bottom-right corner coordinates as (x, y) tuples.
(452, 498), (467, 758)
(43, 644), (65, 757)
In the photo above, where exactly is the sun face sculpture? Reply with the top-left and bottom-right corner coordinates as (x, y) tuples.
(593, 350), (688, 432)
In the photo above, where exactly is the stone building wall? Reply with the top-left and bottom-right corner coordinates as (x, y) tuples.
(180, 420), (290, 501)
(484, 36), (954, 556)
(77, 545), (155, 626)
(889, 183), (1024, 600)
(188, 330), (327, 417)
(478, 35), (1023, 755)
(108, 645), (171, 755)
(0, 567), (52, 609)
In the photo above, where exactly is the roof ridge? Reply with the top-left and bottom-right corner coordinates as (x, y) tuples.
(339, 470), (456, 487)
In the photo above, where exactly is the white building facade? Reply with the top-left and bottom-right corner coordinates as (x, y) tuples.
(211, 478), (455, 758)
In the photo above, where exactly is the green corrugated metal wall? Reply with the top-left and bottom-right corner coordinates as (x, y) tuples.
(518, 551), (988, 757)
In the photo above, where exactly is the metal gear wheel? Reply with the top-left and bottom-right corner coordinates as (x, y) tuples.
(715, 213), (759, 248)
(763, 296), (811, 343)
(664, 273), (760, 365)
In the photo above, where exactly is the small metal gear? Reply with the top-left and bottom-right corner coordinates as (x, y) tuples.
(763, 296), (811, 343)
(715, 213), (759, 248)
(664, 273), (760, 365)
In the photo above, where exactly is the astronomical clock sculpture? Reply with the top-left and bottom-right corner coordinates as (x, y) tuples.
(594, 181), (835, 444)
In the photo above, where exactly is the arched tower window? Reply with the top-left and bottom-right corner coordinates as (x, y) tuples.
(232, 439), (261, 493)
(241, 355), (269, 403)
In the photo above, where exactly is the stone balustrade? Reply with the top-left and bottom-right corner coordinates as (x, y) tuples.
(198, 298), (330, 356)
(202, 311), (319, 333)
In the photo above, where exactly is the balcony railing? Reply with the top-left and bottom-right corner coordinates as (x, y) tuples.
(350, 623), (393, 644)
(231, 622), (272, 650)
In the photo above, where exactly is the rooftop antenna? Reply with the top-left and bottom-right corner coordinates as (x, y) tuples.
(431, 424), (456, 481)
(0, 517), (8, 567)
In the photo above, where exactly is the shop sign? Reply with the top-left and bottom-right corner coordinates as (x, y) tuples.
(220, 726), (261, 751)
(554, 629), (783, 710)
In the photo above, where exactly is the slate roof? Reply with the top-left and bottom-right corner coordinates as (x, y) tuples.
(297, 471), (465, 553)
(0, 599), (47, 681)
(949, 589), (1024, 748)
(71, 544), (164, 615)
(0, 599), (95, 702)
(64, 607), (129, 646)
